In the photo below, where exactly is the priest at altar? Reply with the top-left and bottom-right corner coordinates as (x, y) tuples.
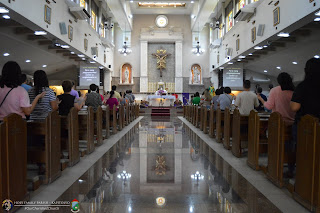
(147, 88), (175, 106)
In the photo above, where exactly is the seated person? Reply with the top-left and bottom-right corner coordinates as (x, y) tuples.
(57, 80), (85, 116)
(0, 61), (45, 121)
(28, 70), (58, 120)
(255, 87), (267, 112)
(192, 92), (201, 105)
(217, 87), (233, 111)
(85, 84), (102, 112)
(174, 99), (183, 108)
(106, 91), (119, 111)
(234, 80), (259, 116)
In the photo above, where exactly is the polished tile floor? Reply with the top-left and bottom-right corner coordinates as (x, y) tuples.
(44, 116), (286, 213)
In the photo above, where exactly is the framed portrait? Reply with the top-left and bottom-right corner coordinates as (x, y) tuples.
(236, 39), (240, 51)
(68, 25), (73, 40)
(273, 7), (280, 26)
(84, 39), (88, 52)
(44, 5), (51, 24)
(251, 27), (256, 43)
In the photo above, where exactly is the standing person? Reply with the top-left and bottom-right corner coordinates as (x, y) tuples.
(212, 88), (221, 110)
(57, 80), (85, 116)
(217, 87), (233, 111)
(203, 89), (212, 109)
(266, 84), (274, 98)
(28, 70), (59, 120)
(234, 80), (259, 116)
(111, 85), (121, 101)
(258, 72), (295, 125)
(85, 84), (102, 112)
(192, 92), (200, 105)
(96, 86), (104, 102)
(0, 61), (45, 120)
(20, 74), (31, 91)
(255, 87), (267, 112)
(70, 82), (79, 99)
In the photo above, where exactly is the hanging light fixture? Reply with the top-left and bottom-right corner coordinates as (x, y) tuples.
(192, 22), (205, 56)
(192, 41), (205, 56)
(118, 22), (132, 56)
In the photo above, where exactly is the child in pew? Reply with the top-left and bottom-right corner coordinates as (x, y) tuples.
(57, 80), (86, 116)
(28, 70), (59, 121)
(0, 61), (45, 121)
(289, 58), (320, 177)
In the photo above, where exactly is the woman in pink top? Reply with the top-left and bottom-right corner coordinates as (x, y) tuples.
(0, 61), (45, 120)
(106, 91), (119, 111)
(257, 72), (295, 125)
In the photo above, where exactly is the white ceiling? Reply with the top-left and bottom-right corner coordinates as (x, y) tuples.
(127, 1), (196, 15)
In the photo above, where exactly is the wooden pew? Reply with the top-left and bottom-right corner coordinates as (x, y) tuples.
(78, 106), (95, 155)
(118, 105), (124, 131)
(247, 110), (269, 170)
(215, 108), (224, 143)
(203, 107), (210, 134)
(94, 106), (103, 146)
(60, 107), (79, 167)
(209, 106), (215, 138)
(195, 106), (201, 128)
(0, 114), (28, 205)
(293, 115), (320, 211)
(231, 109), (249, 158)
(27, 111), (61, 185)
(199, 106), (205, 131)
(112, 106), (117, 134)
(125, 105), (129, 126)
(102, 105), (110, 139)
(266, 112), (292, 188)
(223, 107), (232, 150)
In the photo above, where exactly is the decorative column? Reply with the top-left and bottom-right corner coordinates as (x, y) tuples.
(140, 40), (148, 93)
(104, 70), (111, 91)
(175, 41), (183, 93)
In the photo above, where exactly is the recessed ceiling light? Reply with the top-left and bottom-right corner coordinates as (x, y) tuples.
(292, 62), (298, 65)
(276, 66), (281, 70)
(70, 52), (75, 54)
(2, 15), (10, 19)
(130, 0), (133, 2)
(228, 62), (233, 64)
(61, 45), (70, 49)
(42, 65), (47, 68)
(90, 61), (96, 64)
(82, 58), (86, 60)
(314, 55), (320, 59)
(315, 10), (320, 16)
(0, 7), (9, 14)
(248, 53), (253, 56)
(191, 1), (194, 3)
(263, 45), (268, 48)
(25, 60), (31, 63)
(34, 31), (47, 35)
(128, 15), (133, 18)
(78, 54), (85, 57)
(254, 46), (263, 50)
(237, 59), (242, 62)
(99, 66), (104, 69)
(277, 32), (290, 37)
(191, 14), (196, 19)
(219, 67), (224, 69)
(264, 70), (268, 73)
(239, 55), (246, 59)
(55, 43), (61, 47)
(3, 53), (10, 56)
(314, 17), (320, 22)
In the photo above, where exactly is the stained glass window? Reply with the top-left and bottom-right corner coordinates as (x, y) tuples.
(80, 0), (87, 9)
(227, 11), (233, 32)
(236, 0), (245, 12)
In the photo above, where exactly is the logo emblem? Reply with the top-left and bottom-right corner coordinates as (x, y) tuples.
(71, 199), (80, 213)
(2, 200), (13, 212)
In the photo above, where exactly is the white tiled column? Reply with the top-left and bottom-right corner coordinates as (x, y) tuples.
(104, 70), (111, 91)
(140, 40), (148, 93)
(175, 41), (183, 93)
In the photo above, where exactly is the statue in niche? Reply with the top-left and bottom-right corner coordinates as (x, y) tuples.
(193, 66), (200, 84)
(124, 67), (129, 83)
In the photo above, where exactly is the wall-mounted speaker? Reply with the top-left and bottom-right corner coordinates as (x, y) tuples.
(212, 65), (215, 69)
(257, 24), (265, 37)
(108, 65), (111, 69)
(91, 47), (98, 56)
(59, 22), (67, 35)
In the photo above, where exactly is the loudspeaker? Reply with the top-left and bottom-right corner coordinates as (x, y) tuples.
(257, 24), (265, 36)
(59, 22), (67, 35)
(108, 65), (111, 69)
(91, 47), (98, 56)
(212, 65), (215, 69)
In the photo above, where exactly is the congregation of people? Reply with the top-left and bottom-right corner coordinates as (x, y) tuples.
(0, 61), (136, 122)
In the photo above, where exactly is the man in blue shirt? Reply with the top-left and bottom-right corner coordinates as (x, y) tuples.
(20, 74), (31, 91)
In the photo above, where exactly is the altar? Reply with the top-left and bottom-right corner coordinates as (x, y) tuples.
(147, 95), (175, 107)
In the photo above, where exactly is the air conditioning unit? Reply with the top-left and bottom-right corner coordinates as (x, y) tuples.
(69, 7), (91, 20)
(234, 7), (255, 22)
(211, 38), (221, 49)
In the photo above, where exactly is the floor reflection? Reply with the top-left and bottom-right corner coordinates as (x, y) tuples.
(47, 117), (281, 213)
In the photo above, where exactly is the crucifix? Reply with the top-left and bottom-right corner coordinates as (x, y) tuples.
(152, 49), (171, 77)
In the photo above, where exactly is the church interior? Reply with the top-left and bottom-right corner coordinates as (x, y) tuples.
(0, 0), (320, 212)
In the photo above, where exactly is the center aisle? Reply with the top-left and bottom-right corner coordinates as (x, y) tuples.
(38, 115), (294, 213)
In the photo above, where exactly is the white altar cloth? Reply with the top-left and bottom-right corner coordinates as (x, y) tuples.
(147, 95), (175, 106)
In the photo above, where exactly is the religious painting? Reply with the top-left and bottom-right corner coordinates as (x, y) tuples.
(251, 27), (256, 42)
(190, 64), (202, 84)
(68, 25), (73, 41)
(273, 7), (280, 26)
(120, 63), (132, 84)
(44, 5), (51, 24)
(227, 11), (233, 32)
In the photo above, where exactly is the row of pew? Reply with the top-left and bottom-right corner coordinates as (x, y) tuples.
(0, 104), (139, 211)
(183, 105), (320, 212)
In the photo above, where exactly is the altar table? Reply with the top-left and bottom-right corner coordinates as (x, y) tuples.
(147, 95), (175, 107)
